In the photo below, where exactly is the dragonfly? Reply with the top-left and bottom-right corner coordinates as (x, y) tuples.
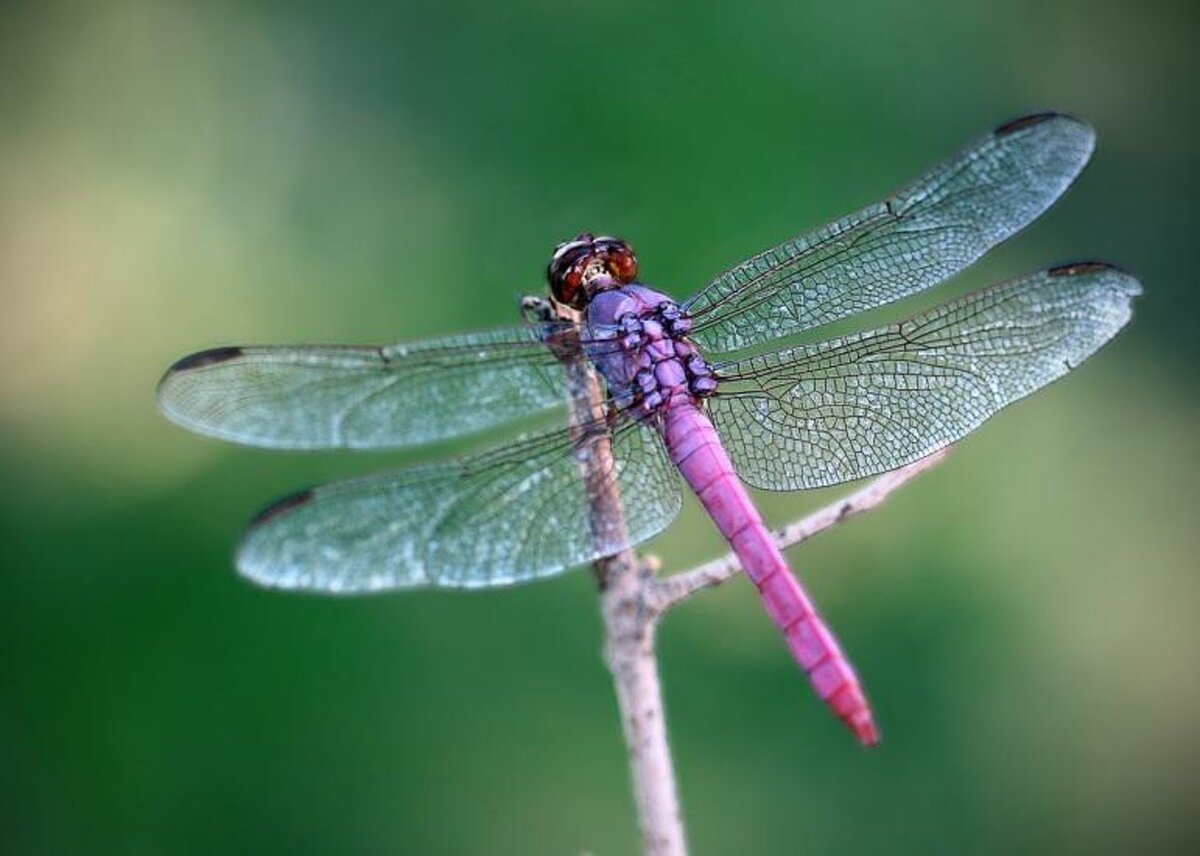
(158, 113), (1139, 746)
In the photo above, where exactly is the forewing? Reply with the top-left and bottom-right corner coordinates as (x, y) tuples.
(710, 263), (1140, 490)
(157, 325), (573, 449)
(236, 420), (681, 592)
(685, 113), (1096, 353)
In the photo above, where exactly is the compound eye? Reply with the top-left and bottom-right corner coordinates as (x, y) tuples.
(558, 268), (584, 306)
(607, 247), (638, 283)
(548, 241), (594, 306)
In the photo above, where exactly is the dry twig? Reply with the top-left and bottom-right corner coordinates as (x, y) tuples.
(592, 442), (950, 855)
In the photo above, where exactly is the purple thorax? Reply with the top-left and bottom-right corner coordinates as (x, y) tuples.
(584, 284), (717, 418)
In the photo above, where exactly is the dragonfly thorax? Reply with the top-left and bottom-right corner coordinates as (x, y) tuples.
(548, 233), (639, 308)
(624, 307), (718, 416)
(584, 287), (717, 418)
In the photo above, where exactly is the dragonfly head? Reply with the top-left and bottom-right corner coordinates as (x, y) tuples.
(548, 233), (638, 308)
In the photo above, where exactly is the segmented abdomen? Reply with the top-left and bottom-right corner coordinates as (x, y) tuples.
(662, 403), (879, 746)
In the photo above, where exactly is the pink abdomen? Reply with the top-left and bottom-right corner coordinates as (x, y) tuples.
(662, 403), (879, 746)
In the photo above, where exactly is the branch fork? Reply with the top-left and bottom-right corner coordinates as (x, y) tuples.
(597, 447), (951, 856)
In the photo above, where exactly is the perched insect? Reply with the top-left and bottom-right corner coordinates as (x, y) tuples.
(159, 113), (1139, 744)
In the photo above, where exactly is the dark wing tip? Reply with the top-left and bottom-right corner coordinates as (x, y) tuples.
(994, 111), (1079, 137)
(249, 488), (315, 528)
(168, 346), (245, 374)
(1047, 260), (1126, 277)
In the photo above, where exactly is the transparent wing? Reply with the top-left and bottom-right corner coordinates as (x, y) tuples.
(684, 113), (1096, 354)
(710, 263), (1140, 490)
(236, 419), (681, 592)
(157, 324), (575, 450)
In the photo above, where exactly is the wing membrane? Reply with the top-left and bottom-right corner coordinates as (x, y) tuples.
(685, 113), (1096, 354)
(236, 420), (681, 592)
(157, 325), (572, 450)
(710, 263), (1140, 490)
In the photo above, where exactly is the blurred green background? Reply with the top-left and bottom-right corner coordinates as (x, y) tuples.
(2, 0), (1197, 853)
